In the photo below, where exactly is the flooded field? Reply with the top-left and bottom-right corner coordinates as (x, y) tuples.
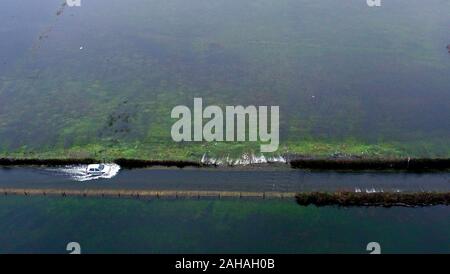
(0, 0), (449, 159)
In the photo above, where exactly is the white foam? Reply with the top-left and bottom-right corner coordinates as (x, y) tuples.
(201, 153), (287, 166)
(365, 188), (383, 193)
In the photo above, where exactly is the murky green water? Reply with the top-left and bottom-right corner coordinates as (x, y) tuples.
(1, 0), (449, 254)
(1, 0), (449, 157)
(0, 196), (448, 254)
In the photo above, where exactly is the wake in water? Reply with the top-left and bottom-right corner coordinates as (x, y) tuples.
(48, 163), (121, 182)
(201, 153), (287, 166)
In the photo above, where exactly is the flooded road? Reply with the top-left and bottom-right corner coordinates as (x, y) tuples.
(0, 166), (449, 193)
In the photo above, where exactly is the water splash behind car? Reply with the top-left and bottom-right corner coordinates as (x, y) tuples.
(55, 163), (120, 181)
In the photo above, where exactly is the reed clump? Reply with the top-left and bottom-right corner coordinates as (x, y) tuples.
(295, 192), (450, 207)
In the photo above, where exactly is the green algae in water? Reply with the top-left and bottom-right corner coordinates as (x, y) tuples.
(0, 0), (450, 159)
(0, 196), (448, 253)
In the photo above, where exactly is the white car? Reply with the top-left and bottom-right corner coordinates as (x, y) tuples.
(86, 164), (110, 176)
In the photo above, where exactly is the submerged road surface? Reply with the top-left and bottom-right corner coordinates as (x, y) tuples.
(0, 166), (449, 193)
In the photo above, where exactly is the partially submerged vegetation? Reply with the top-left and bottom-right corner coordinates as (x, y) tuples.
(1, 140), (449, 165)
(1, 1), (450, 163)
(295, 192), (450, 207)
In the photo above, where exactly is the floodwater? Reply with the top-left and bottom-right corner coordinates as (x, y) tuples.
(0, 166), (449, 192)
(0, 167), (449, 253)
(0, 196), (449, 254)
(0, 0), (449, 154)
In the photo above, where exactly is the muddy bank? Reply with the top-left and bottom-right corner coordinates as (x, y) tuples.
(295, 192), (450, 207)
(0, 158), (201, 168)
(290, 158), (450, 171)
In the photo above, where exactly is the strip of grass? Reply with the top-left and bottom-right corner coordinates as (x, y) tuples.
(0, 139), (448, 161)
